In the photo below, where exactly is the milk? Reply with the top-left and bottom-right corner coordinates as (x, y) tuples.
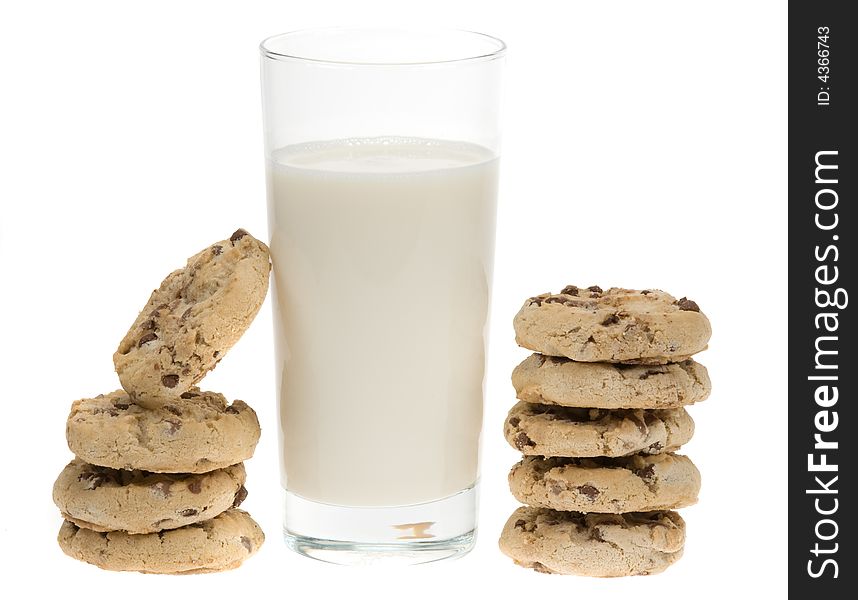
(267, 137), (498, 507)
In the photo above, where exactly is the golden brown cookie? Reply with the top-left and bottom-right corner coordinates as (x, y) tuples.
(57, 509), (264, 574)
(504, 402), (694, 457)
(66, 389), (260, 473)
(53, 459), (247, 534)
(499, 506), (685, 577)
(513, 286), (711, 363)
(114, 229), (270, 407)
(508, 453), (701, 513)
(512, 354), (711, 409)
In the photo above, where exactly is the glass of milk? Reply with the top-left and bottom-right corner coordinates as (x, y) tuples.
(260, 28), (504, 564)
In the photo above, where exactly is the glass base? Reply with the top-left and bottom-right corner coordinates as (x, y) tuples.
(282, 484), (478, 565)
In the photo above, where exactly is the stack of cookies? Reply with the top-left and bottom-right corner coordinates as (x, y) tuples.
(498, 285), (712, 577)
(53, 229), (271, 574)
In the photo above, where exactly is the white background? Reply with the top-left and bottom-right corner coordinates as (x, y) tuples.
(0, 1), (786, 597)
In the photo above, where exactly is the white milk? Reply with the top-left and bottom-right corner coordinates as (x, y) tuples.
(267, 137), (498, 507)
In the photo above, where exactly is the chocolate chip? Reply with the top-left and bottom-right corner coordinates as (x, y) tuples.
(601, 314), (620, 326)
(587, 285), (603, 293)
(113, 401), (130, 410)
(178, 508), (198, 517)
(514, 519), (527, 530)
(141, 319), (156, 330)
(213, 351), (220, 358)
(211, 245), (223, 256)
(151, 481), (173, 498)
(180, 390), (199, 399)
(544, 296), (567, 305)
(577, 485), (600, 500)
(240, 536), (252, 552)
(560, 285), (579, 296)
(161, 374), (180, 388)
(586, 335), (596, 344)
(232, 485), (248, 508)
(164, 405), (182, 416)
(514, 432), (535, 450)
(641, 290), (652, 295)
(634, 465), (656, 482)
(508, 416), (521, 427)
(676, 297), (700, 312)
(230, 229), (249, 244)
(589, 527), (604, 542)
(137, 333), (157, 348)
(224, 405), (240, 414)
(187, 480), (202, 494)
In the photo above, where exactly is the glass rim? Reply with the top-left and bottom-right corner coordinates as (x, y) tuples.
(259, 27), (506, 67)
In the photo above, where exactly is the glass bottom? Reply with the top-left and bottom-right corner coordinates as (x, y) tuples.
(282, 484), (478, 565)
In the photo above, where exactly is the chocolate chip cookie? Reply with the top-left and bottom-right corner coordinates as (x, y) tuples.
(504, 402), (694, 457)
(53, 459), (247, 534)
(508, 453), (700, 513)
(513, 286), (711, 363)
(114, 229), (271, 407)
(499, 506), (685, 577)
(57, 508), (264, 574)
(512, 354), (711, 409)
(66, 389), (260, 473)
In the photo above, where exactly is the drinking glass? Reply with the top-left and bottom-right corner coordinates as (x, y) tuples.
(260, 27), (504, 564)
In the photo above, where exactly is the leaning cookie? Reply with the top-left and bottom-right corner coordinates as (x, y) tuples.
(513, 286), (711, 363)
(114, 229), (271, 407)
(66, 389), (260, 473)
(504, 402), (694, 457)
(508, 454), (700, 513)
(512, 354), (711, 409)
(53, 459), (247, 534)
(499, 506), (685, 577)
(57, 508), (264, 574)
